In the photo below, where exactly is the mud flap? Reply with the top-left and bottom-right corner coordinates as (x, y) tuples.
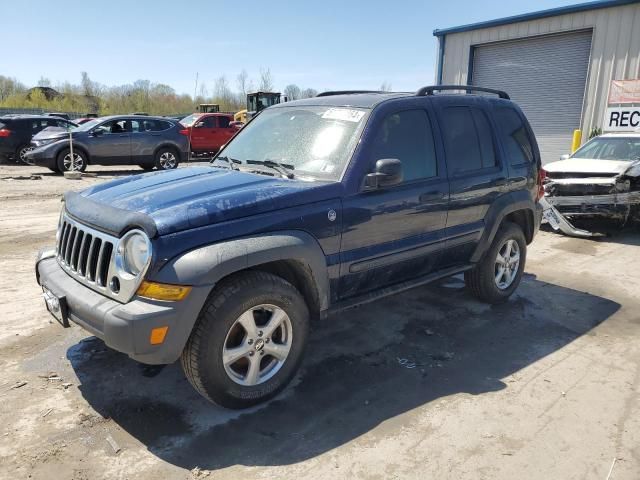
(539, 197), (594, 238)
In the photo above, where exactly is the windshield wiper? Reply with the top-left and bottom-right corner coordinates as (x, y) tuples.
(246, 159), (295, 179)
(210, 155), (241, 170)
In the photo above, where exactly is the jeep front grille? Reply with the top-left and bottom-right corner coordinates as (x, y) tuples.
(56, 213), (116, 291)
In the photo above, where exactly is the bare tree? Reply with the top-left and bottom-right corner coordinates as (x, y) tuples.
(301, 88), (318, 98)
(379, 81), (392, 92)
(283, 84), (301, 101)
(259, 67), (274, 91)
(236, 69), (249, 97)
(37, 76), (51, 87)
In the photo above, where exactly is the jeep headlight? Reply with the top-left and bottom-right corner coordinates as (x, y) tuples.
(117, 230), (151, 277)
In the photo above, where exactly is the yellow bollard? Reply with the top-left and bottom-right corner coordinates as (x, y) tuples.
(571, 129), (582, 153)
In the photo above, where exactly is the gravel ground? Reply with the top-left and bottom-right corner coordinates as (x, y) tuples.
(0, 163), (639, 480)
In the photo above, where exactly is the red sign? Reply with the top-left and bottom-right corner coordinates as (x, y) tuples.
(608, 79), (640, 104)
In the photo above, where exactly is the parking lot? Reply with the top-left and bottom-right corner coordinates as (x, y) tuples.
(1, 163), (639, 480)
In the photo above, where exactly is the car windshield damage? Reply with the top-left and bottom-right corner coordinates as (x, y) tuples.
(215, 106), (368, 180)
(572, 137), (640, 161)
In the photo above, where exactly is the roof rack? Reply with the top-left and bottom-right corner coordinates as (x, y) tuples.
(316, 90), (386, 97)
(416, 85), (510, 100)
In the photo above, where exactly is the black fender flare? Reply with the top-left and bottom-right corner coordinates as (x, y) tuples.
(153, 143), (182, 162)
(152, 230), (331, 311)
(470, 190), (536, 263)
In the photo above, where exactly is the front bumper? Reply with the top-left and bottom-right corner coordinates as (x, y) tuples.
(546, 191), (640, 217)
(36, 249), (210, 364)
(25, 145), (57, 168)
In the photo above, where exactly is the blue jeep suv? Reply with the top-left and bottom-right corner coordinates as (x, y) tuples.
(35, 86), (544, 408)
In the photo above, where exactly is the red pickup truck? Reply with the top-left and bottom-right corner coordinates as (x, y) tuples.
(180, 113), (241, 154)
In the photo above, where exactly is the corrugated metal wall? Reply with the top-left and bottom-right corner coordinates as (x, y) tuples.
(439, 2), (640, 141)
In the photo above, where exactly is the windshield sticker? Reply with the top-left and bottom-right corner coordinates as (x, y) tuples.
(322, 108), (365, 123)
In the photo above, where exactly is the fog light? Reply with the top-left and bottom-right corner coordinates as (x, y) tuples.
(149, 326), (169, 345)
(136, 281), (191, 301)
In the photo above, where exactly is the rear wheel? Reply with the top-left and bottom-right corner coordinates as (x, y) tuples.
(464, 222), (526, 304)
(181, 271), (309, 409)
(56, 148), (87, 172)
(154, 147), (179, 170)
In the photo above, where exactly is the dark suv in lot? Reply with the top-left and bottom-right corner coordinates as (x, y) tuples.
(26, 115), (189, 173)
(0, 115), (76, 163)
(35, 86), (543, 408)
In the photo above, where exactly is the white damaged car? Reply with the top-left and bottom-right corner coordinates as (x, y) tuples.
(543, 133), (640, 228)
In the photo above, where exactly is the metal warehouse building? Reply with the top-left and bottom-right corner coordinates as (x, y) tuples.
(434, 0), (640, 164)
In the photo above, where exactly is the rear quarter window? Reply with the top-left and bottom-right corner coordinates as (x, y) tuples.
(440, 106), (496, 174)
(494, 107), (534, 165)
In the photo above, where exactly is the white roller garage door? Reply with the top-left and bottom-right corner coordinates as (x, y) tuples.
(472, 30), (592, 165)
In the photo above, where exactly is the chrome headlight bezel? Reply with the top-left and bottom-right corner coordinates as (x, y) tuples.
(114, 230), (152, 280)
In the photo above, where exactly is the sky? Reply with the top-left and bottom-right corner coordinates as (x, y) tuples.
(4, 0), (581, 96)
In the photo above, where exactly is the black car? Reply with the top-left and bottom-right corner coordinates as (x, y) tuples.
(0, 115), (77, 163)
(26, 115), (190, 173)
(36, 85), (544, 408)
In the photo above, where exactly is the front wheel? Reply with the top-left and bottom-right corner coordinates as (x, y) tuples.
(181, 271), (309, 409)
(16, 145), (34, 165)
(464, 222), (526, 304)
(56, 148), (87, 173)
(154, 147), (179, 170)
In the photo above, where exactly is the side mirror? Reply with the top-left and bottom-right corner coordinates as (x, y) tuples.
(365, 158), (403, 189)
(92, 129), (103, 137)
(560, 154), (570, 160)
(229, 121), (243, 129)
(194, 121), (204, 128)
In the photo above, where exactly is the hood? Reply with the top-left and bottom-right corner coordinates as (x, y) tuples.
(77, 166), (338, 235)
(545, 158), (635, 176)
(32, 126), (71, 141)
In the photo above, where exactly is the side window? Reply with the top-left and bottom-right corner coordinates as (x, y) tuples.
(131, 120), (142, 132)
(370, 109), (437, 182)
(203, 116), (216, 128)
(440, 106), (496, 173)
(218, 116), (231, 128)
(494, 107), (534, 165)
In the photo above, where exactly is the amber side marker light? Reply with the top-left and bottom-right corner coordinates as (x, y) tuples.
(150, 326), (169, 345)
(137, 281), (192, 301)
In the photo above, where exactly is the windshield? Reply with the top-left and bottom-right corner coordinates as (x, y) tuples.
(572, 137), (640, 161)
(73, 119), (101, 132)
(218, 106), (368, 180)
(179, 113), (202, 127)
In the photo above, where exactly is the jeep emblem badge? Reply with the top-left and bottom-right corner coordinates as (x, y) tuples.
(328, 209), (337, 222)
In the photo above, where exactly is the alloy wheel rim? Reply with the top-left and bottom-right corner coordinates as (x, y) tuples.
(495, 239), (520, 290)
(63, 152), (84, 171)
(159, 151), (176, 169)
(222, 304), (293, 386)
(19, 146), (33, 163)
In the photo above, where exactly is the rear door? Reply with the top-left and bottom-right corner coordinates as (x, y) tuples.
(88, 119), (132, 164)
(339, 104), (449, 299)
(435, 100), (508, 267)
(216, 115), (236, 149)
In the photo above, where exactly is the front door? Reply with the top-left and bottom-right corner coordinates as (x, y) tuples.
(339, 107), (449, 299)
(190, 115), (216, 152)
(88, 119), (132, 164)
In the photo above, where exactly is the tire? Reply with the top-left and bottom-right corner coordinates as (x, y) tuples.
(154, 147), (179, 170)
(464, 222), (526, 304)
(56, 148), (87, 173)
(16, 144), (33, 165)
(181, 271), (310, 409)
(47, 166), (60, 173)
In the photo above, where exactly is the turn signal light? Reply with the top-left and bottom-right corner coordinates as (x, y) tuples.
(0, 129), (11, 137)
(137, 281), (191, 301)
(149, 326), (169, 345)
(179, 128), (189, 136)
(536, 168), (547, 201)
